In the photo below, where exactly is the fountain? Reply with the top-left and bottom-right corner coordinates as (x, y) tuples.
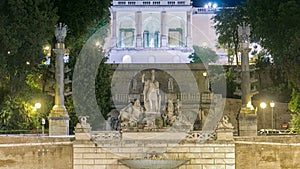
(119, 159), (189, 169)
(108, 69), (193, 132)
(73, 68), (235, 169)
(119, 152), (189, 169)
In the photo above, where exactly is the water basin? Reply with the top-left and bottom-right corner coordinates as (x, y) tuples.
(119, 159), (188, 169)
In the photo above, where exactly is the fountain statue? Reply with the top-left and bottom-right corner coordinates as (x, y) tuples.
(142, 70), (161, 112)
(108, 69), (193, 131)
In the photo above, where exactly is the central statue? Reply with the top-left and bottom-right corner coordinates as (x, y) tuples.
(142, 70), (161, 112)
(110, 69), (191, 131)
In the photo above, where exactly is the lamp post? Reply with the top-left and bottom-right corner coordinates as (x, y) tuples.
(35, 103), (41, 136)
(270, 101), (275, 129)
(260, 102), (266, 129)
(202, 71), (209, 92)
(42, 118), (45, 136)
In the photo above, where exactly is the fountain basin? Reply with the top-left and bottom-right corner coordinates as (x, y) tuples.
(119, 159), (188, 169)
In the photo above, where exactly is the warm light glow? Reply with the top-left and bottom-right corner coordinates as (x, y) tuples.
(7, 51), (11, 54)
(260, 102), (267, 109)
(43, 45), (51, 56)
(247, 101), (254, 109)
(202, 71), (207, 77)
(270, 101), (275, 108)
(44, 45), (50, 51)
(95, 41), (100, 47)
(204, 4), (209, 9)
(35, 103), (41, 109)
(26, 61), (30, 65)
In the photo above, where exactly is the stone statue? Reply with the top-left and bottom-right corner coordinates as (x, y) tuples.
(107, 109), (120, 130)
(132, 77), (137, 91)
(166, 98), (175, 125)
(142, 70), (161, 112)
(174, 99), (181, 116)
(119, 99), (144, 124)
(168, 78), (174, 92)
(55, 23), (67, 43)
(217, 116), (234, 129)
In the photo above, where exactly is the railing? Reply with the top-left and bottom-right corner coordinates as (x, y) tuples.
(192, 7), (236, 14)
(112, 93), (202, 104)
(112, 0), (192, 6)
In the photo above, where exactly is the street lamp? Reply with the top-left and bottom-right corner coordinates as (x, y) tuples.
(260, 102), (267, 129)
(202, 71), (209, 91)
(270, 101), (275, 129)
(35, 103), (41, 136)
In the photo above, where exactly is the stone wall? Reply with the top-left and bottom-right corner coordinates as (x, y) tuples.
(222, 98), (292, 133)
(0, 136), (73, 169)
(235, 136), (300, 169)
(73, 132), (235, 169)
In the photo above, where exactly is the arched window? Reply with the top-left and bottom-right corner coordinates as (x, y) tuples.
(122, 55), (132, 63)
(118, 16), (135, 48)
(143, 15), (161, 48)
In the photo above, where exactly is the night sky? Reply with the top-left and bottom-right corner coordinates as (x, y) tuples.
(192, 0), (246, 7)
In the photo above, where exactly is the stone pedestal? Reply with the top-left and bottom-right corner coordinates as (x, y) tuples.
(216, 129), (234, 141)
(49, 106), (69, 136)
(216, 116), (234, 141)
(238, 107), (257, 136)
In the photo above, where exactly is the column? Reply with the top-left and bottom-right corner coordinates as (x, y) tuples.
(186, 10), (192, 48)
(111, 10), (117, 48)
(161, 11), (167, 48)
(241, 46), (251, 107)
(237, 23), (257, 136)
(136, 11), (142, 48)
(49, 23), (70, 136)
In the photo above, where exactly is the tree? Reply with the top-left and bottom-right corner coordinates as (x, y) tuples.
(245, 0), (300, 127)
(189, 45), (218, 63)
(246, 0), (300, 90)
(0, 0), (58, 95)
(0, 0), (59, 131)
(213, 6), (246, 65)
(53, 0), (111, 131)
(289, 89), (300, 130)
(96, 57), (113, 120)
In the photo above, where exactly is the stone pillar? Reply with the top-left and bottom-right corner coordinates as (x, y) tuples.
(49, 23), (70, 136)
(237, 23), (257, 136)
(136, 11), (142, 48)
(111, 10), (117, 48)
(186, 10), (192, 48)
(161, 11), (167, 48)
(241, 47), (251, 107)
(238, 23), (251, 107)
(238, 107), (257, 136)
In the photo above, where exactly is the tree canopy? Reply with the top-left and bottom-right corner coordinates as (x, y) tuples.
(213, 0), (300, 128)
(246, 0), (300, 91)
(0, 0), (111, 132)
(213, 6), (246, 65)
(189, 45), (218, 63)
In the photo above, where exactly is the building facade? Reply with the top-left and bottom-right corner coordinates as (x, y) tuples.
(107, 0), (194, 63)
